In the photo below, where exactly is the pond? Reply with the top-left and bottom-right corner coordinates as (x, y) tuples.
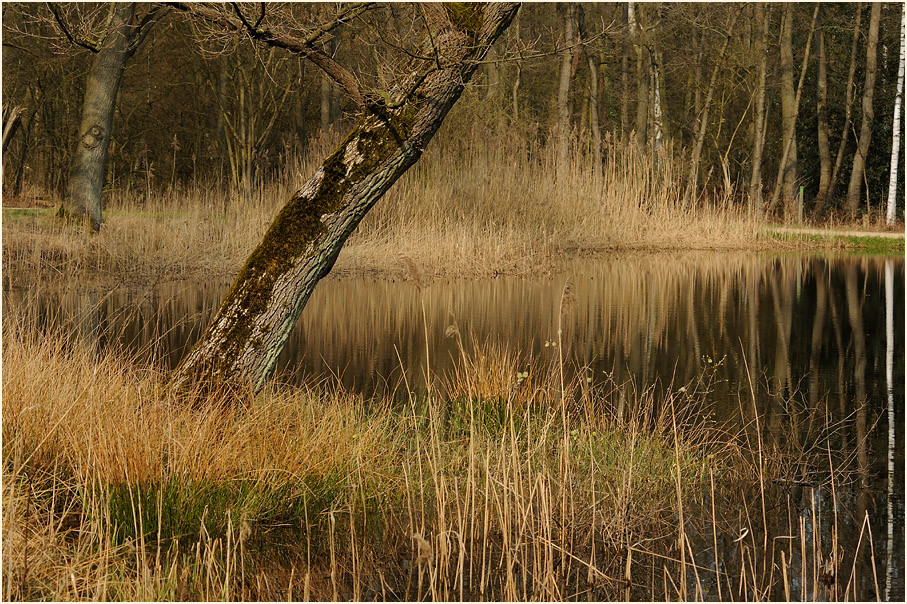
(5, 251), (904, 601)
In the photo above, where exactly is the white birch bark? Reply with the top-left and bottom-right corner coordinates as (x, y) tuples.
(887, 6), (905, 225)
(884, 259), (894, 601)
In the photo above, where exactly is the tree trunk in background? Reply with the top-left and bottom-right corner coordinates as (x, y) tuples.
(320, 39), (337, 134)
(579, 6), (602, 174)
(846, 2), (881, 217)
(887, 4), (905, 225)
(687, 11), (739, 203)
(651, 49), (664, 152)
(630, 3), (648, 150)
(169, 3), (520, 395)
(778, 4), (799, 215)
(748, 3), (768, 215)
(814, 7), (832, 209)
(825, 4), (863, 216)
(58, 3), (135, 231)
(767, 4), (818, 218)
(556, 3), (576, 180)
(511, 13), (521, 121)
(620, 3), (629, 143)
(2, 106), (23, 153)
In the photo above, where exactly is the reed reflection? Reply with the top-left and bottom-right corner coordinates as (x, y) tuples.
(5, 252), (904, 600)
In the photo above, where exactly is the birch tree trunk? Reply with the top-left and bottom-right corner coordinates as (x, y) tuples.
(846, 2), (882, 217)
(884, 259), (895, 601)
(887, 5), (905, 225)
(58, 3), (136, 232)
(652, 47), (665, 153)
(170, 3), (520, 394)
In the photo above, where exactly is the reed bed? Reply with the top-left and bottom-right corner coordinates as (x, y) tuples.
(2, 126), (774, 289)
(2, 307), (879, 601)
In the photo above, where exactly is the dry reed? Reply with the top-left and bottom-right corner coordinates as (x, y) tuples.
(2, 304), (879, 601)
(2, 126), (778, 290)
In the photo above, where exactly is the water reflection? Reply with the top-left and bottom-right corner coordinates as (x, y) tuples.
(4, 252), (904, 600)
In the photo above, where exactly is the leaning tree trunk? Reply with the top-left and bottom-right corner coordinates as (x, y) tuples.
(2, 106), (23, 153)
(58, 3), (135, 232)
(170, 3), (520, 394)
(846, 2), (882, 217)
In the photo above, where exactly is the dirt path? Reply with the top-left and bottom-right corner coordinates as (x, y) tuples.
(767, 226), (905, 239)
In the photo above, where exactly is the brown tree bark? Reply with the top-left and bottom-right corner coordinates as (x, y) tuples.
(2, 106), (23, 153)
(778, 4), (799, 215)
(169, 3), (520, 394)
(767, 4), (819, 218)
(846, 2), (882, 217)
(748, 3), (769, 214)
(578, 6), (602, 175)
(620, 3), (629, 142)
(556, 3), (577, 180)
(630, 2), (648, 150)
(814, 7), (833, 210)
(58, 3), (136, 231)
(823, 3), (863, 217)
(686, 9), (740, 203)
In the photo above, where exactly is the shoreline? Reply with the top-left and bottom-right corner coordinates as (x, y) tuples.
(3, 206), (903, 291)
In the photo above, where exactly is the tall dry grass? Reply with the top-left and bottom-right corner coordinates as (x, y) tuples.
(2, 304), (880, 601)
(2, 127), (772, 289)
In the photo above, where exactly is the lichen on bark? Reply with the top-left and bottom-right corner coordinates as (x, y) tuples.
(169, 3), (520, 395)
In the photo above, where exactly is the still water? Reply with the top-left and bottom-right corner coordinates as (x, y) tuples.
(6, 252), (904, 601)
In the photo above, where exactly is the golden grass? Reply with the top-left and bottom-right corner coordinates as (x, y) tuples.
(2, 128), (780, 289)
(2, 308), (879, 601)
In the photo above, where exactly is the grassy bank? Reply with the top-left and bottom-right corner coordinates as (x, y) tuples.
(2, 132), (775, 289)
(2, 312), (876, 601)
(764, 228), (905, 255)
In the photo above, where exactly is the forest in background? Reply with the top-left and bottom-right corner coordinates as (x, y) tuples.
(2, 2), (904, 224)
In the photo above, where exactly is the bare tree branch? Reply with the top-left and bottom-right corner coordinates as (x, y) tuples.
(168, 2), (373, 107)
(47, 2), (99, 53)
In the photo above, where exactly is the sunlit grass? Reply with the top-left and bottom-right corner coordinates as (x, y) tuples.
(2, 312), (875, 601)
(1, 129), (773, 289)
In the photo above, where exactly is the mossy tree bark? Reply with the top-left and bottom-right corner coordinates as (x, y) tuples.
(169, 3), (520, 395)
